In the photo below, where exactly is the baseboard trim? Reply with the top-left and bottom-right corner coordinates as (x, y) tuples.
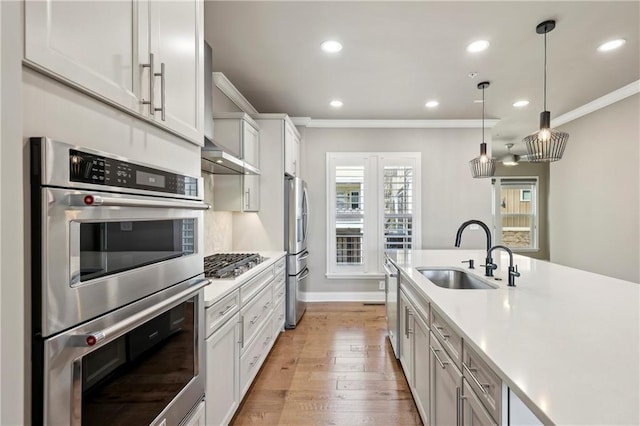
(302, 291), (385, 303)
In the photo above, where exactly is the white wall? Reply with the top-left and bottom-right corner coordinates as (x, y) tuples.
(1, 1), (25, 423)
(302, 127), (493, 296)
(550, 94), (639, 283)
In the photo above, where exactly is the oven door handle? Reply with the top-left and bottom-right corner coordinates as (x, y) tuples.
(69, 194), (210, 210)
(69, 278), (211, 347)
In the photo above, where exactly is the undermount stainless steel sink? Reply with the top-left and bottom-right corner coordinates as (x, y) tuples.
(416, 267), (498, 290)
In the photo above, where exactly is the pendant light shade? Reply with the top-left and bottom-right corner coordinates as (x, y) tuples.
(523, 20), (569, 162)
(470, 81), (496, 178)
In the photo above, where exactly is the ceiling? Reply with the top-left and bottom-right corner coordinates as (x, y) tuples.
(203, 1), (639, 157)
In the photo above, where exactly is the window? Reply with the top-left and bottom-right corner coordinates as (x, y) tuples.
(327, 153), (421, 276)
(492, 177), (538, 250)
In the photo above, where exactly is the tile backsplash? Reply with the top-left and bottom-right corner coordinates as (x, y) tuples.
(203, 174), (233, 255)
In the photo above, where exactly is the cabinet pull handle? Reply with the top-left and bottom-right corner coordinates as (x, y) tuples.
(263, 301), (271, 310)
(141, 53), (155, 115)
(463, 364), (491, 395)
(155, 62), (166, 121)
(219, 305), (234, 316)
(249, 355), (259, 367)
(250, 314), (260, 325)
(434, 324), (450, 340)
(404, 306), (409, 338)
(239, 316), (245, 348)
(430, 346), (448, 369)
(456, 386), (465, 426)
(263, 336), (271, 347)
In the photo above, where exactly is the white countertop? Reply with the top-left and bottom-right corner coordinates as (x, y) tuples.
(204, 251), (286, 307)
(387, 249), (639, 425)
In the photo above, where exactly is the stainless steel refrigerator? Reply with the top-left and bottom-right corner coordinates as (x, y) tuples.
(284, 177), (309, 328)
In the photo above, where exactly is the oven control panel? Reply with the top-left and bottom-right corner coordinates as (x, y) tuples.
(69, 149), (199, 197)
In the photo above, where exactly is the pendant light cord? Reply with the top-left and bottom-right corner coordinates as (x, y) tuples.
(543, 31), (547, 111)
(482, 85), (485, 143)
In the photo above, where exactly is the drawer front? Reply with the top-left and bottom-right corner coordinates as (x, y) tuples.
(241, 284), (273, 349)
(274, 257), (286, 276)
(241, 266), (275, 304)
(463, 344), (502, 422)
(240, 318), (274, 397)
(272, 296), (286, 336)
(205, 290), (240, 338)
(462, 379), (498, 426)
(431, 309), (463, 368)
(273, 276), (286, 302)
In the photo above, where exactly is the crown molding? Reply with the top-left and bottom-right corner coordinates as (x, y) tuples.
(212, 72), (258, 115)
(552, 79), (640, 128)
(289, 118), (499, 129)
(290, 116), (312, 126)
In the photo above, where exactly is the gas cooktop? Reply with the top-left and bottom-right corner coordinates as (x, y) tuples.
(204, 253), (264, 279)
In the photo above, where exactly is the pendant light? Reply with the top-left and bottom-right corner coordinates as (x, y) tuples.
(469, 81), (496, 178)
(523, 20), (569, 162)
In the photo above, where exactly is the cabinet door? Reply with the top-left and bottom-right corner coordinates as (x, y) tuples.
(183, 400), (206, 426)
(413, 313), (430, 424)
(244, 175), (260, 212)
(149, 0), (204, 144)
(205, 314), (240, 426)
(242, 121), (260, 167)
(284, 122), (298, 176)
(430, 332), (462, 426)
(24, 0), (142, 112)
(399, 291), (414, 387)
(462, 380), (498, 426)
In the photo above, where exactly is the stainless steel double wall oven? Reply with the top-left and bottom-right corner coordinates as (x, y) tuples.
(30, 138), (210, 426)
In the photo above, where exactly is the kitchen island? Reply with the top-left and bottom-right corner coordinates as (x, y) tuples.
(387, 249), (639, 425)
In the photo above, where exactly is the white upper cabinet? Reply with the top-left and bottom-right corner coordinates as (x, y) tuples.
(24, 0), (204, 146)
(148, 0), (204, 143)
(24, 0), (141, 112)
(284, 121), (300, 177)
(212, 113), (260, 168)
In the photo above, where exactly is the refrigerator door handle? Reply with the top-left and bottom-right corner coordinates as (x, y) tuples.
(302, 186), (309, 242)
(298, 251), (310, 261)
(298, 268), (310, 281)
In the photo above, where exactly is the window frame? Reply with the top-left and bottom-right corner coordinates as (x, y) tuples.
(326, 152), (421, 278)
(492, 176), (539, 252)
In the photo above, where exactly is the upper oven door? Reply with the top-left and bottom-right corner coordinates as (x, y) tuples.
(37, 187), (209, 337)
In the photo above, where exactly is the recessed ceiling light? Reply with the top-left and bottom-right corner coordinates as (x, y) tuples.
(425, 101), (439, 108)
(330, 100), (343, 108)
(321, 40), (343, 53)
(597, 39), (626, 52)
(513, 100), (530, 108)
(467, 40), (490, 53)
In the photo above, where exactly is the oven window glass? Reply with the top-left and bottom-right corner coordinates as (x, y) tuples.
(77, 218), (196, 283)
(82, 299), (195, 425)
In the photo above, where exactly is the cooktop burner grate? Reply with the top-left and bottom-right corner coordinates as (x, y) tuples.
(204, 253), (262, 279)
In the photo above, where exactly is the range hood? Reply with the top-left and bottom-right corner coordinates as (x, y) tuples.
(200, 41), (260, 176)
(201, 137), (260, 175)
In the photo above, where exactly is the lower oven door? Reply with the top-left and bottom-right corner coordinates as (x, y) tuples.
(36, 187), (208, 337)
(39, 276), (208, 426)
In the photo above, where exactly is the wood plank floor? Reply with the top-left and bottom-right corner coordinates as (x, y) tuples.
(231, 302), (423, 425)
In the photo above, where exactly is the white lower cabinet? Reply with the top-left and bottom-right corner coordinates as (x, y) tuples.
(205, 313), (240, 426)
(239, 317), (274, 397)
(462, 380), (497, 426)
(429, 331), (463, 426)
(204, 257), (285, 425)
(184, 400), (206, 426)
(399, 290), (414, 387)
(412, 312), (430, 423)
